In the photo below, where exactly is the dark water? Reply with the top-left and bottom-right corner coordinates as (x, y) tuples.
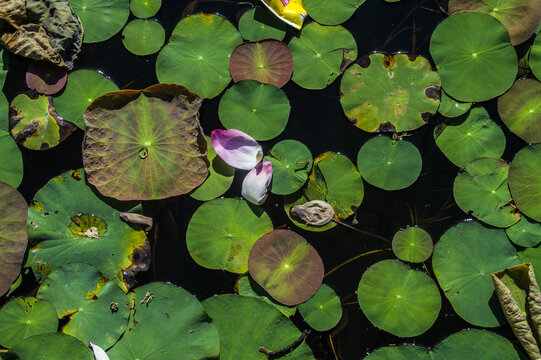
(7, 0), (528, 358)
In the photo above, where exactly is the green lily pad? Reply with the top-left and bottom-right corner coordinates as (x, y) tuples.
(298, 284), (342, 332)
(434, 106), (506, 168)
(0, 297), (58, 348)
(284, 191), (337, 232)
(392, 226), (433, 263)
(229, 39), (293, 88)
(364, 346), (431, 360)
(0, 181), (28, 296)
(438, 89), (471, 118)
(108, 282), (219, 359)
(518, 246), (541, 287)
(203, 294), (314, 360)
(303, 0), (366, 25)
(186, 198), (273, 274)
(189, 135), (234, 201)
(529, 34), (541, 81)
(54, 69), (119, 129)
(453, 158), (520, 228)
(237, 274), (297, 317)
(122, 19), (165, 56)
(356, 136), (422, 191)
(218, 80), (290, 141)
(82, 84), (209, 201)
(0, 95), (23, 188)
(289, 22), (357, 90)
(507, 216), (541, 247)
(6, 333), (94, 360)
(508, 144), (541, 222)
(264, 139), (312, 195)
(432, 221), (521, 327)
(27, 169), (148, 292)
(340, 53), (441, 132)
(156, 13), (242, 99)
(36, 263), (130, 348)
(130, 0), (161, 18)
(238, 7), (286, 41)
(357, 259), (441, 337)
(248, 229), (324, 306)
(9, 94), (76, 150)
(69, 0), (130, 43)
(0, 48), (8, 89)
(430, 12), (518, 102)
(498, 78), (541, 144)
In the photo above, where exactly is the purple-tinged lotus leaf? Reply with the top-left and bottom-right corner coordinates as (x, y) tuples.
(242, 161), (273, 205)
(211, 129), (263, 170)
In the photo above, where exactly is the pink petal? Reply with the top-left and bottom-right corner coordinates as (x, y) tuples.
(211, 129), (263, 170)
(242, 161), (273, 205)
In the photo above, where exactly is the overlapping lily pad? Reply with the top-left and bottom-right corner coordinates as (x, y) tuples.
(248, 229), (324, 306)
(26, 61), (67, 95)
(364, 345), (431, 359)
(340, 53), (440, 132)
(507, 216), (541, 247)
(357, 259), (441, 337)
(303, 0), (366, 25)
(264, 139), (312, 195)
(392, 226), (433, 263)
(0, 95), (23, 187)
(298, 284), (342, 331)
(156, 13), (242, 99)
(69, 0), (130, 43)
(236, 274), (296, 317)
(438, 89), (471, 118)
(130, 0), (161, 18)
(83, 83), (209, 200)
(122, 19), (165, 56)
(238, 7), (286, 41)
(289, 22), (357, 90)
(530, 34), (541, 81)
(508, 144), (541, 222)
(6, 333), (94, 360)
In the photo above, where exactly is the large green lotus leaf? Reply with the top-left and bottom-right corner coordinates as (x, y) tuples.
(289, 22), (357, 90)
(0, 297), (58, 348)
(507, 216), (541, 248)
(27, 169), (148, 292)
(0, 94), (23, 188)
(298, 284), (342, 332)
(237, 274), (297, 317)
(448, 0), (541, 45)
(430, 12), (517, 102)
(438, 89), (471, 118)
(498, 78), (541, 144)
(303, 0), (365, 25)
(69, 0), (129, 43)
(264, 139), (312, 196)
(36, 263), (130, 348)
(357, 259), (441, 337)
(218, 80), (290, 141)
(229, 40), (293, 88)
(340, 53), (440, 132)
(433, 106), (506, 168)
(189, 135), (234, 201)
(453, 158), (519, 227)
(5, 333), (94, 360)
(156, 13), (242, 99)
(238, 7), (286, 41)
(391, 226), (433, 263)
(363, 346), (431, 360)
(508, 144), (541, 222)
(186, 198), (273, 274)
(108, 282), (220, 359)
(248, 229), (324, 306)
(9, 94), (76, 150)
(122, 19), (165, 56)
(82, 84), (209, 201)
(284, 191), (337, 232)
(203, 294), (314, 360)
(54, 69), (119, 129)
(432, 221), (521, 327)
(530, 34), (541, 81)
(0, 181), (28, 296)
(130, 0), (161, 18)
(356, 136), (422, 191)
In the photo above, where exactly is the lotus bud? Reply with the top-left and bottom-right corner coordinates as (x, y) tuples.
(88, 342), (109, 360)
(211, 129), (263, 170)
(241, 161), (273, 205)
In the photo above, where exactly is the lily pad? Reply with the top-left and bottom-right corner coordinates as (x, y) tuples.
(434, 106), (506, 168)
(156, 13), (242, 99)
(54, 69), (119, 129)
(130, 0), (161, 18)
(392, 226), (433, 263)
(529, 34), (541, 81)
(203, 294), (314, 360)
(229, 39), (293, 88)
(238, 7), (286, 41)
(9, 94), (76, 150)
(508, 144), (541, 222)
(36, 263), (130, 348)
(27, 169), (148, 292)
(432, 221), (521, 327)
(69, 0), (130, 43)
(303, 0), (366, 25)
(430, 12), (518, 102)
(0, 95), (23, 188)
(507, 216), (541, 247)
(0, 297), (58, 348)
(357, 259), (441, 337)
(218, 80), (290, 141)
(298, 284), (342, 332)
(6, 333), (94, 360)
(0, 181), (27, 296)
(108, 282), (219, 359)
(264, 139), (312, 195)
(356, 136), (422, 191)
(26, 61), (67, 95)
(237, 274), (297, 317)
(122, 19), (165, 56)
(284, 191), (337, 232)
(340, 53), (441, 132)
(364, 345), (431, 360)
(498, 78), (541, 144)
(289, 22), (357, 90)
(83, 83), (209, 201)
(438, 89), (471, 118)
(248, 229), (324, 306)
(186, 198), (273, 274)
(453, 158), (519, 227)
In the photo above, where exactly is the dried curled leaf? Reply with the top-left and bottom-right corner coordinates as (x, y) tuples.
(290, 200), (335, 226)
(119, 213), (153, 231)
(0, 0), (26, 27)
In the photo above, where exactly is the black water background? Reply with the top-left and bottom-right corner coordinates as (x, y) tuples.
(6, 0), (530, 358)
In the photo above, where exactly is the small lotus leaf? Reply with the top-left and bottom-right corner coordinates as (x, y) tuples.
(437, 89), (471, 118)
(0, 95), (23, 187)
(264, 139), (312, 195)
(6, 333), (94, 360)
(392, 226), (433, 263)
(26, 61), (67, 95)
(237, 274), (297, 317)
(507, 216), (541, 248)
(303, 0), (366, 25)
(122, 19), (165, 56)
(130, 0), (161, 18)
(363, 346), (431, 360)
(530, 34), (541, 81)
(69, 0), (130, 43)
(298, 284), (342, 332)
(508, 144), (541, 222)
(238, 7), (286, 41)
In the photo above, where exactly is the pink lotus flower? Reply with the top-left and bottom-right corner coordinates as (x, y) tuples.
(241, 161), (273, 205)
(211, 129), (263, 170)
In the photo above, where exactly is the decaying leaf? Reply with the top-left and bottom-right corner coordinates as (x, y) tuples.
(290, 200), (335, 226)
(119, 213), (153, 231)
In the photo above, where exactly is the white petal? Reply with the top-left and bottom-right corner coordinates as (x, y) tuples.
(211, 129), (263, 170)
(88, 342), (109, 360)
(242, 161), (273, 205)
